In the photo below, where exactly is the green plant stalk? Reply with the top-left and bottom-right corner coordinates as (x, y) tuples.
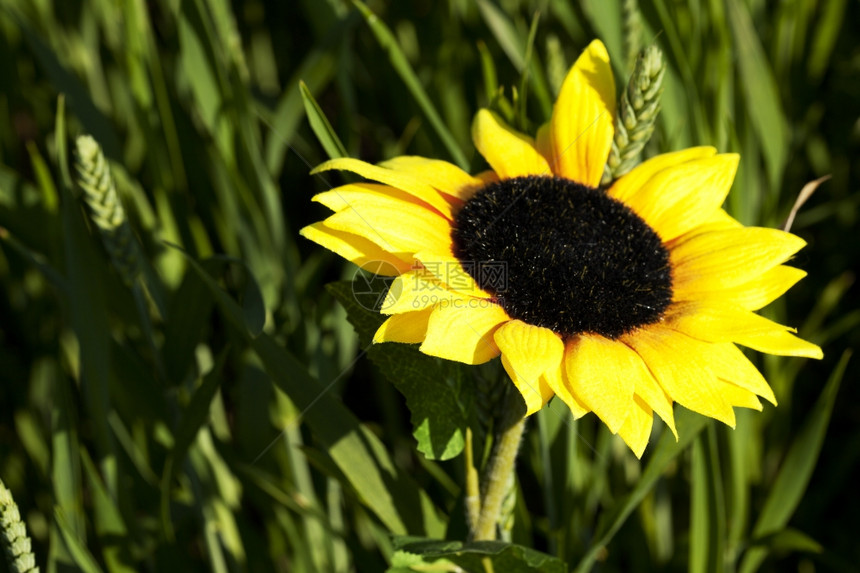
(471, 389), (526, 541)
(464, 427), (482, 532)
(622, 0), (643, 72)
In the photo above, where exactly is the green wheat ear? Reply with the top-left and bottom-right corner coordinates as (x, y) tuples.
(602, 44), (666, 185)
(1, 480), (39, 573)
(622, 0), (643, 72)
(74, 135), (140, 287)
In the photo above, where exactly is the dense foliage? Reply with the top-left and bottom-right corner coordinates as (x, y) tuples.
(0, 1), (857, 571)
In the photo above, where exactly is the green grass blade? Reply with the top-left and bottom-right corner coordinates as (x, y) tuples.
(807, 0), (847, 82)
(62, 153), (118, 498)
(689, 436), (710, 573)
(80, 449), (136, 573)
(265, 42), (338, 177)
(160, 348), (229, 541)
(9, 8), (121, 155)
(351, 0), (469, 170)
(475, 0), (525, 71)
(689, 425), (726, 573)
(474, 0), (551, 122)
(54, 508), (104, 573)
(300, 80), (348, 159)
(726, 0), (788, 187)
(573, 409), (710, 573)
(175, 246), (445, 537)
(739, 351), (850, 573)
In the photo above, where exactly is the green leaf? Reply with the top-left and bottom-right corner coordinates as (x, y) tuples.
(573, 408), (710, 573)
(61, 151), (118, 496)
(327, 280), (473, 461)
(265, 35), (339, 177)
(54, 508), (105, 573)
(807, 0), (847, 82)
(474, 0), (525, 70)
(80, 449), (136, 573)
(747, 528), (822, 555)
(351, 0), (469, 170)
(300, 80), (348, 159)
(474, 0), (551, 121)
(10, 8), (121, 156)
(160, 347), (229, 541)
(174, 248), (444, 536)
(726, 0), (788, 187)
(689, 426), (725, 573)
(163, 268), (216, 383)
(739, 350), (850, 573)
(390, 537), (566, 573)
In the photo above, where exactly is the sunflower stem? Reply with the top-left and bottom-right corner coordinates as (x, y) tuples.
(464, 427), (482, 532)
(471, 388), (526, 541)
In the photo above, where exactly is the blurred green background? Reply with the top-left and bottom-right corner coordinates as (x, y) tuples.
(0, 0), (857, 571)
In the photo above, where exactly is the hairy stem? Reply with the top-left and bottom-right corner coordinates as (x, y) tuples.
(464, 427), (482, 532)
(471, 389), (526, 541)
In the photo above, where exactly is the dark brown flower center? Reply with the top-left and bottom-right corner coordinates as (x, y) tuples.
(451, 175), (673, 339)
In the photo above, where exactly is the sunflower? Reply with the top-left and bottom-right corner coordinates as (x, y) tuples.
(300, 40), (822, 457)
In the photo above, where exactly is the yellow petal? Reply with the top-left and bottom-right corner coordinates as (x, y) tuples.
(299, 221), (412, 276)
(419, 301), (510, 364)
(472, 109), (550, 178)
(621, 154), (740, 241)
(733, 329), (823, 359)
(381, 271), (469, 314)
(630, 361), (677, 438)
(698, 208), (743, 231)
(667, 301), (822, 358)
(378, 156), (485, 202)
(704, 342), (777, 405)
(542, 364), (590, 418)
(312, 183), (409, 212)
(550, 40), (615, 185)
(475, 170), (500, 185)
(617, 396), (653, 458)
(564, 334), (644, 434)
(374, 308), (433, 344)
(714, 379), (762, 410)
(494, 320), (564, 415)
(323, 194), (452, 255)
(413, 250), (495, 299)
(312, 157), (454, 219)
(676, 265), (807, 311)
(609, 147), (717, 203)
(671, 227), (807, 292)
(623, 326), (736, 427)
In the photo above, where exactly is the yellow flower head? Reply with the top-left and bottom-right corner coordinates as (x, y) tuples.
(301, 40), (822, 457)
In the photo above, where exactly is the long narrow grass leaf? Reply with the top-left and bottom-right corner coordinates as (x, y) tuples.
(300, 80), (348, 159)
(573, 409), (709, 573)
(173, 246), (445, 537)
(351, 1), (469, 170)
(54, 509), (103, 573)
(739, 351), (850, 573)
(160, 348), (229, 541)
(79, 450), (135, 573)
(726, 0), (788, 187)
